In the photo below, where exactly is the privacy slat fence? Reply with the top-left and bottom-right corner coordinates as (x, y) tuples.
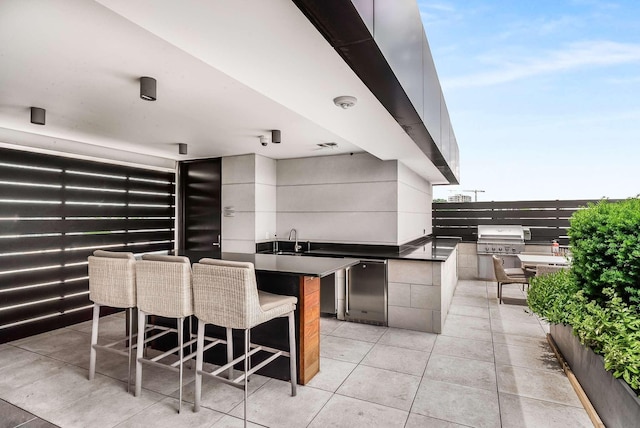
(433, 199), (620, 245)
(0, 147), (175, 343)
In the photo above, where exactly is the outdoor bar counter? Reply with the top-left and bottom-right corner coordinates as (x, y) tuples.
(176, 251), (360, 384)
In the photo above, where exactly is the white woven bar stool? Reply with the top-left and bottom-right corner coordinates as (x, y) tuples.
(192, 259), (297, 426)
(87, 250), (137, 392)
(134, 254), (197, 413)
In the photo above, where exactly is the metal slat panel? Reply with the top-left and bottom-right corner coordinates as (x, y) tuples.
(64, 230), (174, 249)
(0, 219), (64, 235)
(0, 281), (89, 308)
(0, 218), (173, 235)
(0, 147), (175, 344)
(64, 174), (174, 194)
(0, 310), (94, 342)
(436, 218), (570, 228)
(0, 201), (64, 217)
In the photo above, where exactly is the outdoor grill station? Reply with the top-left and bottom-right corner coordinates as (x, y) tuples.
(476, 225), (530, 280)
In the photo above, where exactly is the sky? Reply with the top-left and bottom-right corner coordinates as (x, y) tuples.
(417, 0), (640, 201)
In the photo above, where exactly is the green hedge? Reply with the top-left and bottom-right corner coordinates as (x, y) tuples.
(568, 198), (640, 305)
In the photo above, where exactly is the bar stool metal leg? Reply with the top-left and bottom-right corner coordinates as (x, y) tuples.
(178, 316), (184, 414)
(194, 319), (205, 412)
(226, 327), (233, 380)
(135, 310), (146, 397)
(127, 307), (134, 393)
(288, 312), (297, 396)
(89, 304), (100, 381)
(244, 328), (249, 428)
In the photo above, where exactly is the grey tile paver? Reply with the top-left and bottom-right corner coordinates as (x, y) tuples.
(497, 365), (583, 407)
(412, 379), (501, 428)
(1, 278), (590, 427)
(308, 394), (408, 428)
(432, 334), (494, 362)
(499, 392), (592, 428)
(360, 343), (429, 376)
(424, 353), (497, 391)
(336, 365), (421, 411)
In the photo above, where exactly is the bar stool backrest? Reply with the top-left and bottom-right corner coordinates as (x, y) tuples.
(136, 255), (193, 318)
(88, 250), (136, 308)
(192, 259), (262, 329)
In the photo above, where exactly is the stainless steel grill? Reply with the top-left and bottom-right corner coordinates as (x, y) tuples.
(477, 225), (525, 255)
(477, 225), (525, 280)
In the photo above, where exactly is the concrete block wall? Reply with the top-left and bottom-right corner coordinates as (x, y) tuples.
(457, 242), (478, 280)
(438, 246), (458, 331)
(387, 259), (442, 333)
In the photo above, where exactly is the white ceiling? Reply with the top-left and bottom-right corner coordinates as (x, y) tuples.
(0, 0), (447, 183)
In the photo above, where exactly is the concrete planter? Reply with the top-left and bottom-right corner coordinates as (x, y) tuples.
(550, 323), (640, 428)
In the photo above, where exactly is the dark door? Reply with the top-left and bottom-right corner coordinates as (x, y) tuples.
(178, 158), (222, 254)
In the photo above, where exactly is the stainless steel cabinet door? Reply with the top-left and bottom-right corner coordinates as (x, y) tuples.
(346, 260), (387, 325)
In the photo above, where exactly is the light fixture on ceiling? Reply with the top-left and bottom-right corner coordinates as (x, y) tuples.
(259, 135), (269, 146)
(271, 129), (281, 144)
(333, 96), (357, 109)
(30, 107), (46, 125)
(140, 76), (157, 101)
(178, 143), (188, 155)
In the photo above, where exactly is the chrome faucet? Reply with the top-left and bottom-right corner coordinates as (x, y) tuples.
(288, 228), (302, 252)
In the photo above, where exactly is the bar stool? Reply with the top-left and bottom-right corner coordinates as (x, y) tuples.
(134, 254), (196, 413)
(192, 259), (297, 425)
(87, 250), (137, 392)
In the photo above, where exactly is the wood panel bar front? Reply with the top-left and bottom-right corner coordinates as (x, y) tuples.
(299, 276), (320, 383)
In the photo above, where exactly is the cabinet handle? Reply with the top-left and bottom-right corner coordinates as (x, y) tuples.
(212, 235), (221, 247)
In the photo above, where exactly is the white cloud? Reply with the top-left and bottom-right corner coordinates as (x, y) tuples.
(442, 40), (640, 89)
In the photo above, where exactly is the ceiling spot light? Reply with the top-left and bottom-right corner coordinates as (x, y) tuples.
(140, 76), (157, 101)
(333, 96), (357, 109)
(178, 143), (188, 155)
(30, 107), (46, 125)
(271, 129), (281, 144)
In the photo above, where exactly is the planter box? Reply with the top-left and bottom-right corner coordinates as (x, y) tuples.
(551, 323), (640, 428)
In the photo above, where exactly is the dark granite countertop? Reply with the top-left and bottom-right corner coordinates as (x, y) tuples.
(259, 237), (460, 262)
(177, 250), (359, 277)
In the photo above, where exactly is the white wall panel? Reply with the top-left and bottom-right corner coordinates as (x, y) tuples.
(222, 154), (255, 184)
(277, 182), (396, 213)
(222, 239), (256, 254)
(222, 183), (255, 212)
(222, 211), (255, 241)
(398, 212), (429, 244)
(255, 154), (277, 185)
(255, 211), (277, 242)
(398, 184), (430, 213)
(256, 183), (277, 212)
(398, 162), (432, 194)
(277, 153), (396, 185)
(276, 212), (397, 244)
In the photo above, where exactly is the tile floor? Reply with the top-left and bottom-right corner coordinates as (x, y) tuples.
(0, 280), (593, 428)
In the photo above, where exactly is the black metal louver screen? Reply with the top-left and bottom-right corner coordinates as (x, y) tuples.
(0, 147), (175, 343)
